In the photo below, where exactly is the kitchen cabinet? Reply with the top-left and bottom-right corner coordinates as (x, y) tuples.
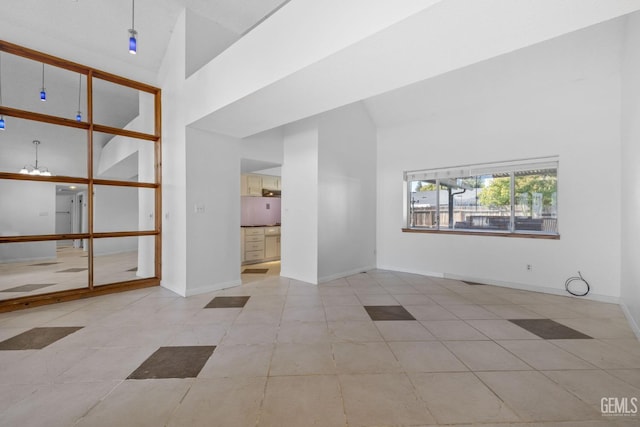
(241, 174), (281, 196)
(242, 226), (281, 264)
(265, 235), (280, 258)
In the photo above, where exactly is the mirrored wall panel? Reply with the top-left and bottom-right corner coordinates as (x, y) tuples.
(0, 179), (88, 237)
(92, 78), (155, 135)
(93, 185), (155, 233)
(0, 240), (88, 301)
(93, 236), (155, 286)
(0, 52), (87, 122)
(93, 132), (155, 183)
(0, 117), (87, 177)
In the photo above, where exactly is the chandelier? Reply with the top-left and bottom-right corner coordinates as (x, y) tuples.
(19, 140), (52, 176)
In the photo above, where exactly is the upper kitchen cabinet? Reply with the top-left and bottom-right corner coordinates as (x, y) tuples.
(241, 173), (281, 196)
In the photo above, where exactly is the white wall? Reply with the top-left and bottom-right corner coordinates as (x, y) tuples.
(621, 12), (640, 333)
(158, 10), (188, 296)
(185, 127), (242, 295)
(317, 102), (377, 281)
(376, 32), (622, 300)
(240, 127), (284, 164)
(281, 118), (319, 284)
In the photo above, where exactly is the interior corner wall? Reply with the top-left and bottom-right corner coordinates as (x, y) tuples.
(240, 128), (285, 164)
(159, 10), (188, 296)
(185, 127), (241, 295)
(621, 12), (640, 333)
(376, 68), (622, 300)
(281, 118), (319, 284)
(317, 102), (377, 281)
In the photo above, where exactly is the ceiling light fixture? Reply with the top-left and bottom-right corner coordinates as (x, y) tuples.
(0, 52), (4, 130)
(40, 63), (46, 101)
(20, 140), (52, 176)
(128, 0), (137, 55)
(76, 74), (82, 121)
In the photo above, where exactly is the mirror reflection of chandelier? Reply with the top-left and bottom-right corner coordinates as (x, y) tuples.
(20, 140), (52, 176)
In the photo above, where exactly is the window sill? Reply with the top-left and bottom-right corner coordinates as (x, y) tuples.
(401, 228), (560, 240)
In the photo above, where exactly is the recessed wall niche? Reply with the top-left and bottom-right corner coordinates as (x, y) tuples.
(0, 40), (161, 311)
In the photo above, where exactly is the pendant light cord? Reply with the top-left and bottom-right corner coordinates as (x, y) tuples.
(0, 53), (3, 105)
(41, 63), (45, 91)
(131, 0), (135, 30)
(77, 75), (82, 111)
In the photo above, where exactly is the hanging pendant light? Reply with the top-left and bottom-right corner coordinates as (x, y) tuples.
(128, 0), (137, 54)
(76, 74), (82, 121)
(19, 140), (52, 176)
(0, 52), (5, 130)
(40, 63), (47, 101)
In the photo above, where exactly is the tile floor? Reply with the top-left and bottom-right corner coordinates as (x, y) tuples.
(0, 270), (638, 426)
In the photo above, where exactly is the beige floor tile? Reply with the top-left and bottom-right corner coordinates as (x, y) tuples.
(477, 371), (601, 421)
(324, 305), (370, 321)
(284, 295), (323, 307)
(466, 319), (541, 340)
(404, 305), (457, 320)
(259, 375), (346, 427)
(542, 370), (640, 408)
(75, 379), (193, 427)
(277, 321), (331, 343)
(554, 318), (636, 339)
(0, 346), (96, 384)
(410, 372), (520, 424)
(391, 294), (435, 306)
(333, 342), (402, 373)
(374, 321), (436, 341)
(321, 294), (362, 306)
(444, 304), (501, 319)
(421, 320), (489, 340)
(167, 377), (266, 427)
(281, 306), (326, 322)
(234, 308), (282, 325)
(552, 340), (640, 369)
(222, 323), (279, 345)
(57, 346), (158, 382)
(270, 342), (336, 375)
(482, 304), (546, 319)
(356, 294), (399, 305)
(186, 307), (242, 324)
(497, 340), (597, 370)
(328, 321), (383, 342)
(198, 344), (273, 378)
(389, 341), (468, 372)
(521, 304), (584, 319)
(607, 369), (640, 388)
(445, 340), (531, 371)
(165, 323), (228, 346)
(0, 381), (119, 427)
(0, 383), (41, 413)
(340, 373), (435, 426)
(428, 294), (474, 305)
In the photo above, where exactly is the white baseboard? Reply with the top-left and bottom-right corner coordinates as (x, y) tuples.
(375, 264), (445, 279)
(442, 272), (621, 304)
(184, 279), (242, 297)
(319, 265), (377, 283)
(620, 303), (640, 340)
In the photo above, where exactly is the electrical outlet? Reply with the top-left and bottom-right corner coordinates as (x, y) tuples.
(526, 264), (532, 271)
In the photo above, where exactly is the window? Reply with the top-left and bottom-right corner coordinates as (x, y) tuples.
(404, 158), (558, 237)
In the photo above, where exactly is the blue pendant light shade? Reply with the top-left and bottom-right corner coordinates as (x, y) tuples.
(129, 30), (137, 55)
(40, 63), (46, 101)
(76, 74), (82, 121)
(128, 0), (137, 55)
(0, 117), (5, 131)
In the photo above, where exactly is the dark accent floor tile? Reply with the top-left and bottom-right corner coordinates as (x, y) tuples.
(56, 268), (88, 273)
(242, 268), (269, 274)
(127, 346), (216, 379)
(0, 327), (83, 350)
(1, 283), (57, 293)
(28, 262), (61, 266)
(127, 267), (138, 272)
(205, 296), (251, 308)
(462, 280), (486, 286)
(364, 305), (416, 321)
(509, 319), (592, 339)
